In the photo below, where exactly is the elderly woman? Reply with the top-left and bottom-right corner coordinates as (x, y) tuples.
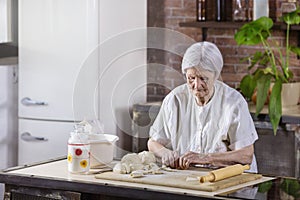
(147, 41), (258, 172)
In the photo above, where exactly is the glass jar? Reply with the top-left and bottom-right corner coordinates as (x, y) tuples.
(233, 0), (247, 21)
(197, 0), (207, 21)
(216, 0), (227, 21)
(67, 124), (90, 174)
(281, 0), (297, 15)
(253, 0), (269, 20)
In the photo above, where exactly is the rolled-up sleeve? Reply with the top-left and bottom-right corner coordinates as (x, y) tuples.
(149, 98), (172, 147)
(228, 98), (258, 150)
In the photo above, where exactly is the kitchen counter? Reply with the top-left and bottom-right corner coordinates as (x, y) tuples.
(0, 158), (277, 200)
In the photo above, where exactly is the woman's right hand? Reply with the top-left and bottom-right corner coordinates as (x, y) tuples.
(161, 150), (179, 168)
(147, 139), (179, 168)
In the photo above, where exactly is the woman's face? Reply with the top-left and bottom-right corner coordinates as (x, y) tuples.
(185, 67), (215, 104)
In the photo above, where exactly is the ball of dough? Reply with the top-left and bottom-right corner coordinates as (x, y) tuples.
(129, 163), (145, 172)
(113, 162), (126, 174)
(138, 151), (156, 165)
(121, 153), (142, 165)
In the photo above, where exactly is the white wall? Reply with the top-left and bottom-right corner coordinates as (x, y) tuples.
(98, 0), (147, 157)
(98, 0), (147, 154)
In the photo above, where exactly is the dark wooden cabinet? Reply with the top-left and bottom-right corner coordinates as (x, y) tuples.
(253, 121), (300, 178)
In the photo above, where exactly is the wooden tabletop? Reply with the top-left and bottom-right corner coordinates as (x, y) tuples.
(0, 158), (274, 200)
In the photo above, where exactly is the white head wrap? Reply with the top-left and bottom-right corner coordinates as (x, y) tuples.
(181, 42), (223, 78)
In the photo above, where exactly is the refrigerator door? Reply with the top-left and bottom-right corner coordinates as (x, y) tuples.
(18, 0), (99, 121)
(18, 119), (73, 165)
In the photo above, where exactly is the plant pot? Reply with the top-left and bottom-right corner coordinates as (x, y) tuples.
(251, 82), (300, 107)
(281, 82), (300, 107)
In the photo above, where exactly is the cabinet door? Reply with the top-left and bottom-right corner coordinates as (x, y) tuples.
(18, 119), (73, 165)
(18, 0), (98, 121)
(254, 126), (297, 178)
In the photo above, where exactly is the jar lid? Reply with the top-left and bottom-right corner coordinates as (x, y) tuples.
(70, 131), (89, 143)
(74, 124), (85, 133)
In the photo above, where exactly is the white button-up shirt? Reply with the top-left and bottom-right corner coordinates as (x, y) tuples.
(149, 80), (258, 172)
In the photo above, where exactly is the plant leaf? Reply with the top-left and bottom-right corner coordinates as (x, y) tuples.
(283, 8), (300, 25)
(290, 46), (300, 56)
(280, 179), (300, 198)
(262, 67), (274, 75)
(234, 17), (272, 46)
(249, 52), (264, 68)
(256, 16), (273, 30)
(255, 74), (272, 115)
(268, 79), (282, 135)
(258, 181), (273, 193)
(240, 75), (257, 99)
(248, 51), (271, 69)
(234, 28), (261, 45)
(259, 52), (271, 66)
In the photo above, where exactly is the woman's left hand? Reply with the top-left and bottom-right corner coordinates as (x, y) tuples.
(179, 151), (211, 169)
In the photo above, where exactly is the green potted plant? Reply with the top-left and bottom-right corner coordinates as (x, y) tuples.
(280, 178), (300, 199)
(234, 8), (300, 134)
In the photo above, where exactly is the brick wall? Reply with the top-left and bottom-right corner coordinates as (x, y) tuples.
(147, 0), (300, 102)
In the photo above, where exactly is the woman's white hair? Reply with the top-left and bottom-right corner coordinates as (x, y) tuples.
(181, 41), (223, 78)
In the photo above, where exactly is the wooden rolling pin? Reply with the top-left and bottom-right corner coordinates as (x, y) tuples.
(199, 164), (250, 183)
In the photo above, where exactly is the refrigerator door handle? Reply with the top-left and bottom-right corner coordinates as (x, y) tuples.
(21, 97), (48, 106)
(21, 132), (48, 142)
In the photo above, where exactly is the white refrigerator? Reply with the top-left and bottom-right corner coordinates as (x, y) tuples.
(0, 65), (18, 169)
(18, 0), (99, 165)
(18, 0), (147, 165)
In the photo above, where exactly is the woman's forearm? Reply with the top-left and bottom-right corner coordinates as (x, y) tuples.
(207, 145), (254, 167)
(149, 138), (254, 169)
(179, 145), (254, 169)
(147, 138), (169, 158)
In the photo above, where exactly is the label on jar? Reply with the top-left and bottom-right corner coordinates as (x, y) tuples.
(67, 143), (90, 173)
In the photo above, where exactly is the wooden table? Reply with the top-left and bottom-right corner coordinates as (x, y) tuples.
(0, 158), (273, 200)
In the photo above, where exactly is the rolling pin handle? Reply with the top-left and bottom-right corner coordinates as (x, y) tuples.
(199, 173), (215, 183)
(199, 164), (250, 183)
(243, 165), (250, 171)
